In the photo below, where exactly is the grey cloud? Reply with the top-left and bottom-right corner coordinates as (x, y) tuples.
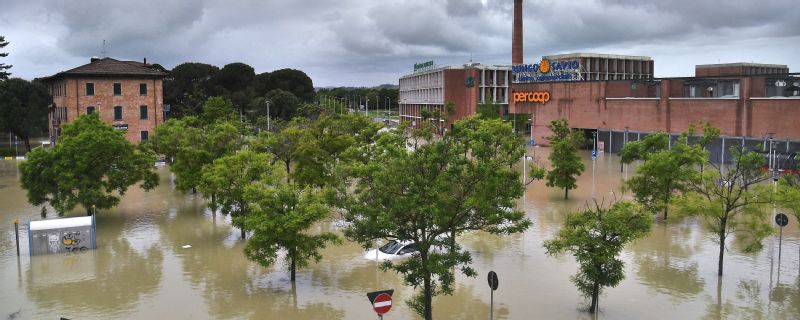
(0, 0), (797, 86)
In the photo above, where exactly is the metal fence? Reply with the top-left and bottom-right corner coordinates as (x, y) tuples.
(596, 129), (800, 167)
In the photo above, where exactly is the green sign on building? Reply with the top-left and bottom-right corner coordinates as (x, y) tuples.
(414, 61), (434, 71)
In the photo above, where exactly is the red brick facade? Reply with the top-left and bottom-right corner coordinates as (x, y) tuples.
(45, 58), (166, 143)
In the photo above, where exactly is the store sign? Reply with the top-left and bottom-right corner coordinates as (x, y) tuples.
(513, 91), (550, 103)
(113, 124), (128, 131)
(512, 58), (581, 83)
(414, 61), (434, 72)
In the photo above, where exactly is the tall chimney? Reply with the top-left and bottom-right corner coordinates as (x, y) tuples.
(512, 0), (523, 65)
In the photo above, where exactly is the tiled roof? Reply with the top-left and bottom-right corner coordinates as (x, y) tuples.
(45, 57), (167, 80)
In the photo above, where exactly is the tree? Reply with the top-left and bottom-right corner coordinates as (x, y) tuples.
(256, 69), (315, 102)
(19, 114), (158, 215)
(199, 150), (277, 239)
(244, 183), (339, 282)
(544, 201), (653, 313)
(0, 36), (10, 79)
(340, 117), (530, 320)
(0, 78), (51, 151)
(265, 89), (300, 121)
(171, 120), (242, 193)
(163, 62), (220, 117)
(476, 96), (500, 119)
(675, 148), (773, 276)
(621, 129), (711, 219)
(545, 119), (585, 199)
(200, 96), (237, 124)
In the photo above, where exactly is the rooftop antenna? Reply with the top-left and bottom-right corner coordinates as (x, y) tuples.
(470, 52), (473, 63)
(101, 40), (107, 58)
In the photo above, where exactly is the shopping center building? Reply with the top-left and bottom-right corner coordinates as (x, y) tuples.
(398, 0), (800, 162)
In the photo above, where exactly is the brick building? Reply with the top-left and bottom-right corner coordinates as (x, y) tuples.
(399, 62), (510, 130)
(43, 57), (167, 143)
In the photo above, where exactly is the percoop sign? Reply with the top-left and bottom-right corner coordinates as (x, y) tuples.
(513, 91), (550, 103)
(513, 58), (581, 83)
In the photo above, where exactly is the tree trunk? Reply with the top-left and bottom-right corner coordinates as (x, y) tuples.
(192, 187), (196, 194)
(663, 194), (670, 220)
(290, 248), (296, 282)
(285, 161), (291, 184)
(590, 280), (599, 313)
(564, 187), (569, 200)
(717, 223), (726, 276)
(240, 206), (247, 240)
(23, 136), (31, 152)
(422, 251), (433, 320)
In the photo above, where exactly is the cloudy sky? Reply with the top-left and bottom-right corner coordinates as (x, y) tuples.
(1, 0), (798, 87)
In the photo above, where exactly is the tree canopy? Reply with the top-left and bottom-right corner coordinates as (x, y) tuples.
(0, 36), (11, 79)
(545, 119), (585, 199)
(544, 201), (653, 313)
(675, 147), (773, 276)
(20, 114), (158, 215)
(339, 117), (530, 320)
(0, 78), (51, 151)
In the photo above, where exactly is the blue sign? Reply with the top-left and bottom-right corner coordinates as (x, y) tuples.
(528, 139), (536, 146)
(513, 58), (581, 83)
(592, 150), (597, 158)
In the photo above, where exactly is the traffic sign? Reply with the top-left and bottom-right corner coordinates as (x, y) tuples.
(487, 271), (499, 291)
(776, 213), (789, 227)
(372, 293), (392, 315)
(592, 150), (597, 159)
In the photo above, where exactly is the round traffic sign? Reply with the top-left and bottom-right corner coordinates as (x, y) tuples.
(487, 271), (499, 291)
(775, 213), (789, 227)
(372, 293), (392, 315)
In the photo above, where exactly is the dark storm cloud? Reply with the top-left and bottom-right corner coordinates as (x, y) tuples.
(0, 0), (797, 86)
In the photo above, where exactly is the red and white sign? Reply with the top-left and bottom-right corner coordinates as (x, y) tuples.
(372, 293), (392, 315)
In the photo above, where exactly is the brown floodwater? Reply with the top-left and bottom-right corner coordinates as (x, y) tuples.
(1, 148), (799, 319)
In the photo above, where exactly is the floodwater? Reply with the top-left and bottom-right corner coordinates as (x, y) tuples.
(1, 148), (799, 320)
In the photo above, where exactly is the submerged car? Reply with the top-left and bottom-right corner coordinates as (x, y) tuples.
(364, 240), (419, 261)
(364, 239), (450, 261)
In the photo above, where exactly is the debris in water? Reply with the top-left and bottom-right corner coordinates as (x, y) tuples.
(182, 245), (192, 249)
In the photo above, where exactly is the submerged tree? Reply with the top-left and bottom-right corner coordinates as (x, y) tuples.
(621, 126), (716, 219)
(544, 201), (653, 313)
(20, 114), (158, 215)
(340, 117), (530, 320)
(244, 183), (339, 282)
(545, 119), (585, 199)
(199, 150), (277, 239)
(675, 148), (773, 276)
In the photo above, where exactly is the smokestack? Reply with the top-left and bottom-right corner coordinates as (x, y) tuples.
(512, 0), (523, 65)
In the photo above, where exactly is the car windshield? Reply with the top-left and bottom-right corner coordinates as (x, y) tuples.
(378, 241), (403, 254)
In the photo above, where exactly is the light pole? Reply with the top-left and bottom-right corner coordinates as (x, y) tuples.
(264, 98), (271, 135)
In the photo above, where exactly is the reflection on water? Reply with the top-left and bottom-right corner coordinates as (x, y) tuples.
(1, 149), (799, 319)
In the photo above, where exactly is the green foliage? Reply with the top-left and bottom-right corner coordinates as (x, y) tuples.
(545, 119), (585, 199)
(201, 96), (236, 124)
(315, 86), (399, 113)
(476, 96), (500, 119)
(19, 114), (158, 215)
(674, 148), (773, 276)
(163, 62), (220, 117)
(544, 201), (653, 313)
(265, 89), (300, 121)
(0, 78), (52, 151)
(622, 130), (711, 219)
(173, 120), (243, 193)
(244, 183), (339, 281)
(198, 150), (278, 238)
(340, 116), (530, 320)
(257, 68), (315, 102)
(0, 36), (11, 79)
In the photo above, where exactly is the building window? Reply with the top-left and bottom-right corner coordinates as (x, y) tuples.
(113, 83), (121, 95)
(140, 105), (148, 119)
(114, 106), (123, 120)
(140, 83), (147, 96)
(140, 131), (149, 141)
(87, 106), (95, 115)
(86, 83), (94, 96)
